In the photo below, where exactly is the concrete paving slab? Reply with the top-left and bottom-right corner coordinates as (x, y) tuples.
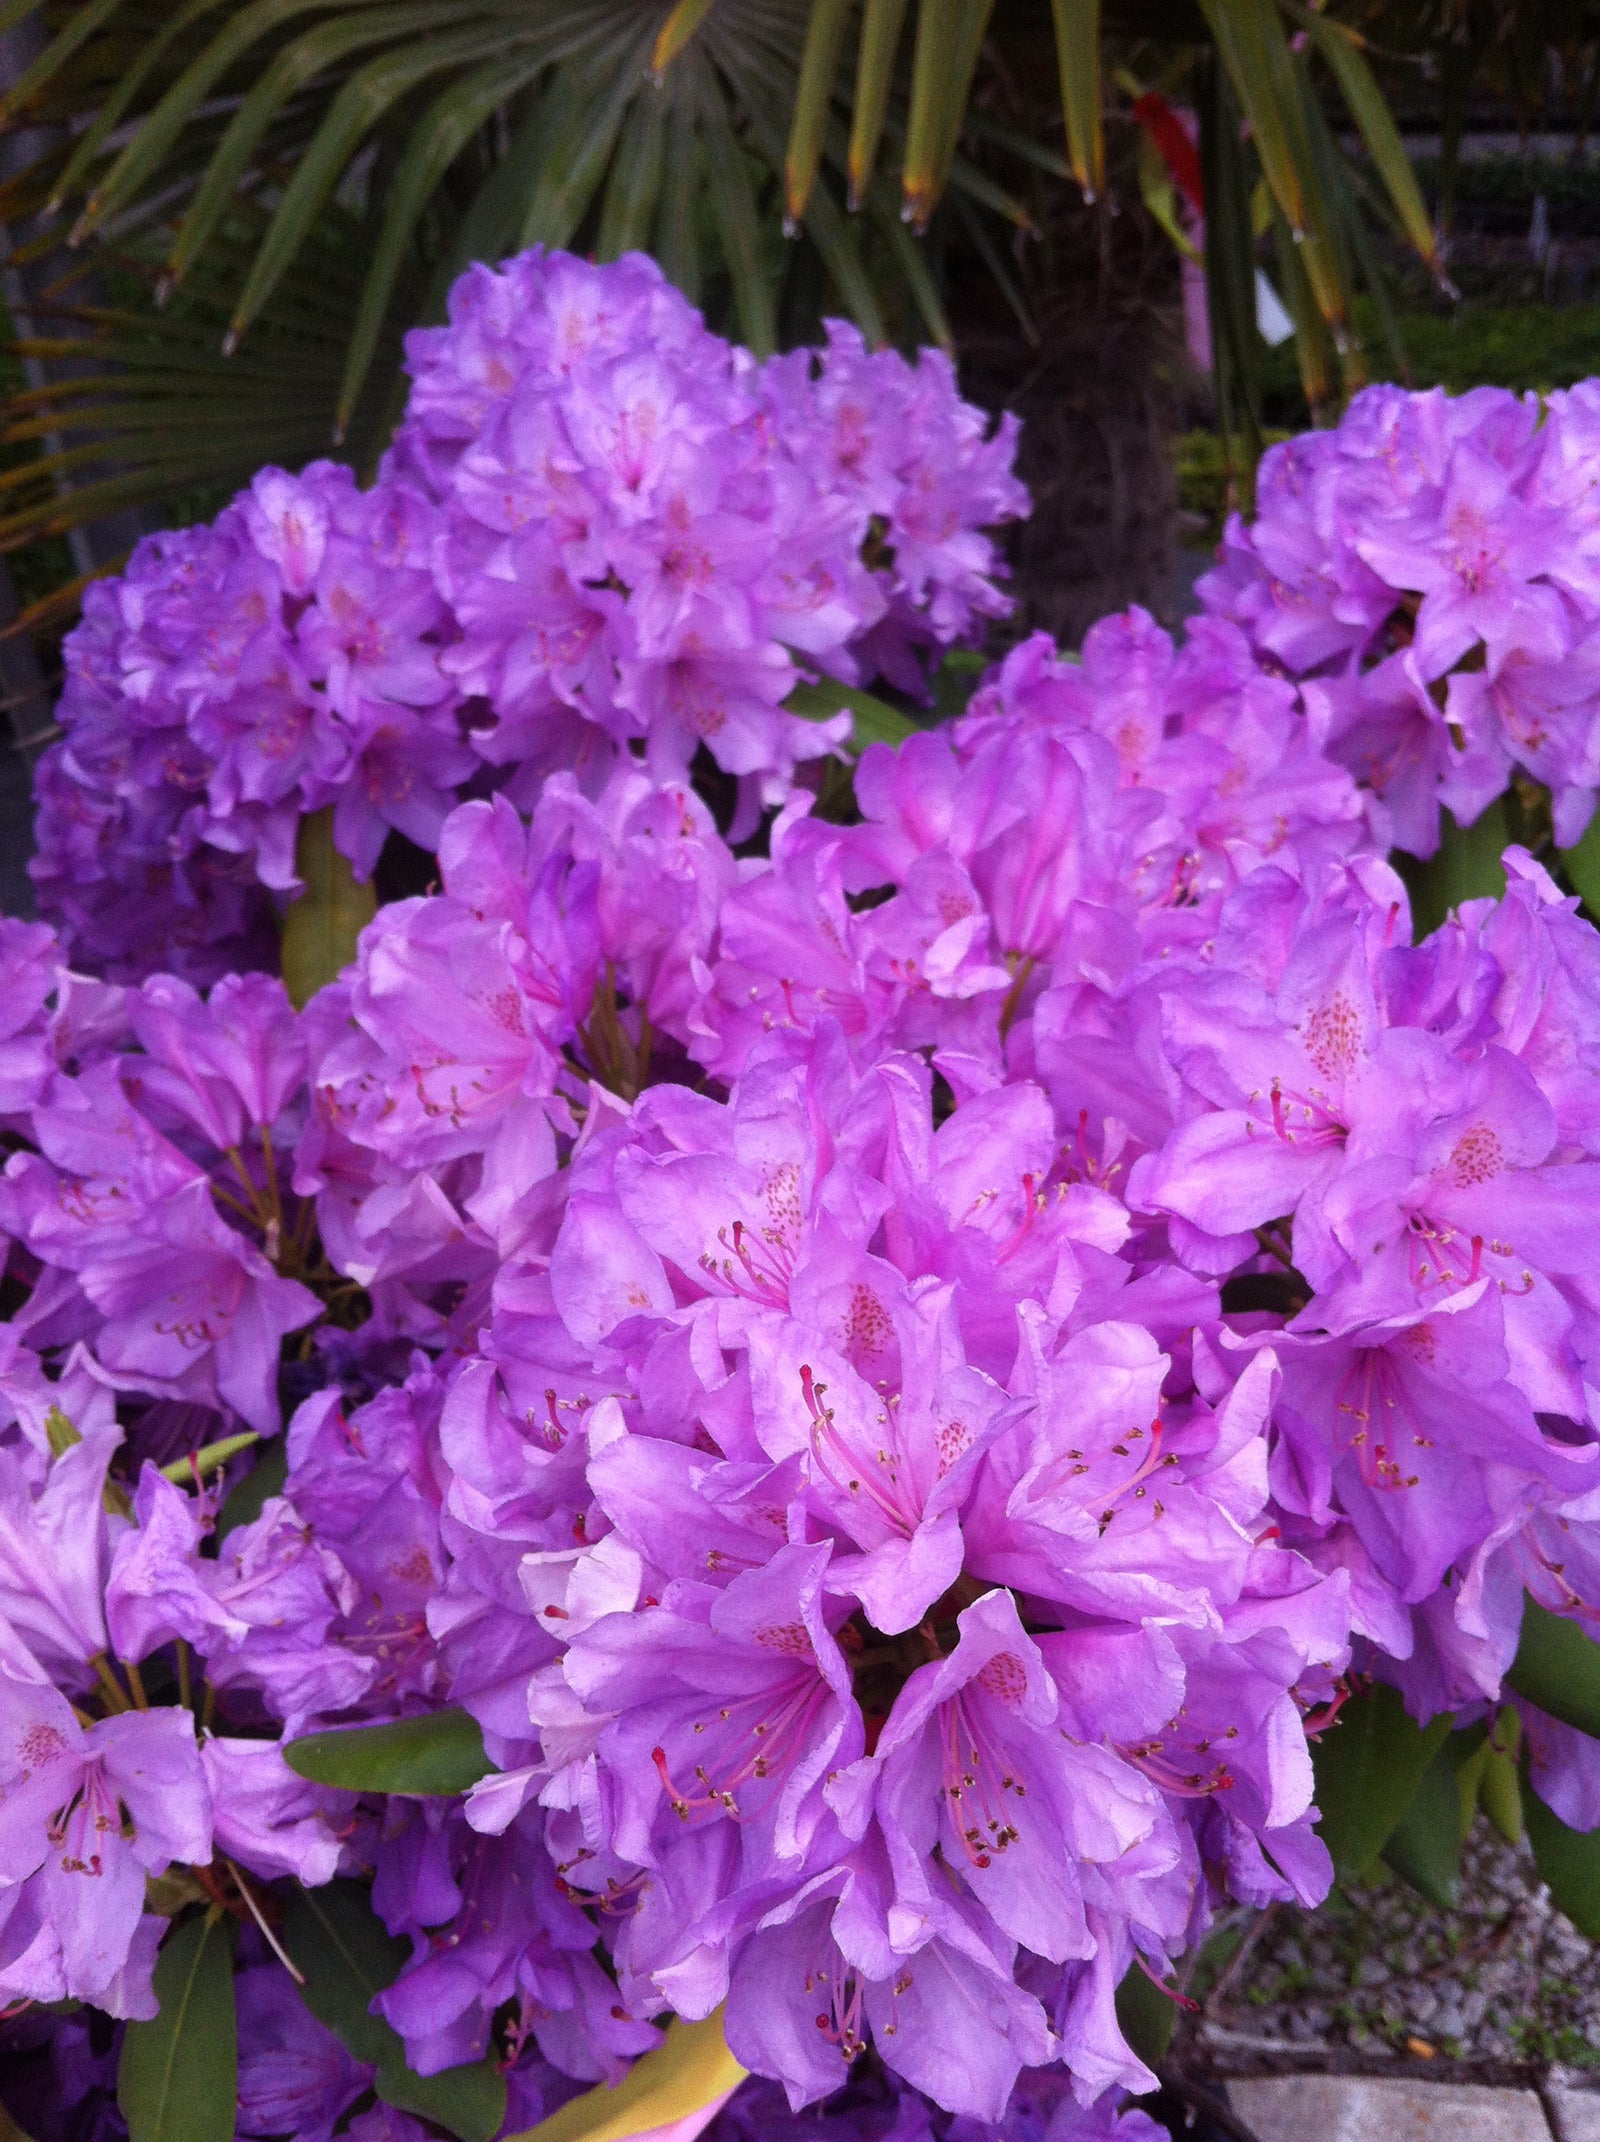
(1547, 2088), (1600, 2142)
(1227, 2074), (1553, 2142)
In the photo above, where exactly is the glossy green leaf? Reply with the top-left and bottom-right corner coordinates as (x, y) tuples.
(280, 807), (377, 1009)
(1113, 1960), (1176, 2069)
(653, 91), (703, 301)
(929, 648), (989, 723)
(1507, 1595), (1600, 1740)
(47, 0), (229, 212)
(1196, 48), (1262, 492)
(282, 1881), (506, 2142)
(1311, 1681), (1452, 1879)
(118, 1912), (238, 2142)
(1199, 0), (1346, 342)
(1526, 1781), (1600, 1938)
(847, 0), (910, 209)
(1049, 0), (1102, 202)
(1197, 0), (1305, 234)
(794, 176), (888, 347)
(1381, 1731), (1473, 1908)
(1559, 809), (1600, 919)
(285, 1707), (494, 1797)
(786, 677), (916, 752)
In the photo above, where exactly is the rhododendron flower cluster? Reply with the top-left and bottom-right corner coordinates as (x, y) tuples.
(7, 258), (1600, 2142)
(31, 248), (1024, 986)
(1200, 380), (1600, 855)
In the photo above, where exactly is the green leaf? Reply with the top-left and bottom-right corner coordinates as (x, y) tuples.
(46, 0), (230, 213)
(847, 0), (910, 209)
(214, 1435), (289, 1543)
(285, 1707), (494, 1797)
(1507, 1595), (1600, 1740)
(79, 0), (370, 233)
(1310, 1681), (1451, 1878)
(1481, 1742), (1523, 1846)
(652, 0), (716, 78)
(0, 0), (127, 122)
(1113, 1960), (1176, 2069)
(1381, 1732), (1475, 1907)
(225, 15), (507, 348)
(902, 0), (993, 228)
(158, 1431), (260, 1484)
(1399, 797), (1510, 938)
(1559, 809), (1600, 919)
(1196, 48), (1263, 491)
(118, 1911), (238, 2142)
(654, 91), (704, 300)
(785, 0), (852, 222)
(282, 1881), (506, 2142)
(1526, 1780), (1600, 1938)
(1289, 6), (1436, 270)
(280, 807), (378, 1009)
(698, 77), (777, 357)
(516, 46), (645, 254)
(598, 70), (667, 261)
(786, 677), (916, 752)
(929, 647), (989, 724)
(1048, 0), (1102, 202)
(338, 51), (543, 432)
(167, 2), (467, 299)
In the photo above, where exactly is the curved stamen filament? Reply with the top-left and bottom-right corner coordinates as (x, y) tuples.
(940, 1690), (1026, 1870)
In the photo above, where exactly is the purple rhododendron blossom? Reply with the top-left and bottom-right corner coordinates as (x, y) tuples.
(9, 261), (1600, 2138)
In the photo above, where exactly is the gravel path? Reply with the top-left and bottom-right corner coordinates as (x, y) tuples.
(1177, 1827), (1600, 2093)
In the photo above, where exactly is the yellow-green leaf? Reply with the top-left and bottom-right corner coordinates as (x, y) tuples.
(848, 0), (910, 209)
(1048, 0), (1102, 202)
(902, 0), (993, 229)
(506, 2011), (746, 2142)
(652, 0), (716, 78)
(280, 806), (376, 1009)
(159, 1431), (260, 1484)
(785, 0), (853, 223)
(1291, 7), (1436, 269)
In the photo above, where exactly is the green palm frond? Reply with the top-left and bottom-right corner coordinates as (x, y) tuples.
(0, 0), (1439, 558)
(0, 199), (397, 558)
